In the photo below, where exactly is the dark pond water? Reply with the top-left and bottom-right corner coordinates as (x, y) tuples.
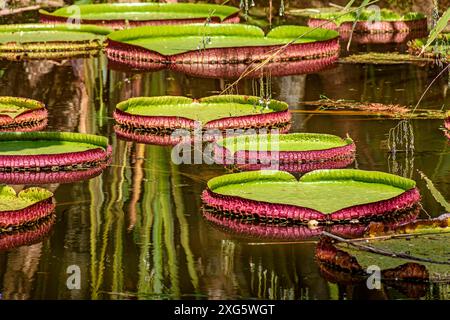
(0, 9), (449, 300)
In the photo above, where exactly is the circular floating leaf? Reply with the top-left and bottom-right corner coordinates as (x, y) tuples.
(40, 3), (240, 29)
(214, 133), (355, 173)
(0, 185), (54, 228)
(0, 96), (47, 132)
(0, 24), (112, 61)
(0, 132), (112, 184)
(114, 95), (291, 145)
(202, 169), (420, 223)
(106, 24), (340, 77)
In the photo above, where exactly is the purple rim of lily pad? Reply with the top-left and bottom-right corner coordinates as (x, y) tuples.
(213, 139), (356, 170)
(0, 195), (54, 228)
(203, 205), (419, 241)
(106, 37), (340, 72)
(0, 108), (48, 132)
(308, 18), (427, 34)
(202, 187), (420, 224)
(114, 108), (292, 134)
(40, 12), (240, 30)
(108, 53), (338, 78)
(0, 214), (55, 251)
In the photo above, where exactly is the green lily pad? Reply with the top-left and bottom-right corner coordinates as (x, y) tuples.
(310, 8), (425, 26)
(0, 96), (45, 119)
(0, 132), (109, 156)
(40, 3), (239, 23)
(216, 133), (353, 154)
(0, 185), (53, 211)
(207, 170), (416, 214)
(116, 95), (288, 124)
(107, 24), (339, 56)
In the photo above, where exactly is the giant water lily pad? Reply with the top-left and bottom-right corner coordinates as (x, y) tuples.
(0, 185), (54, 228)
(40, 3), (240, 29)
(106, 24), (340, 77)
(0, 96), (47, 131)
(202, 169), (420, 223)
(114, 95), (291, 145)
(214, 133), (355, 173)
(0, 132), (112, 184)
(0, 24), (112, 61)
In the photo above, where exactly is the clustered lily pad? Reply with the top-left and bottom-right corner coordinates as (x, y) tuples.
(0, 96), (47, 132)
(0, 132), (112, 184)
(202, 169), (420, 224)
(0, 185), (54, 228)
(40, 3), (240, 29)
(114, 95), (291, 145)
(0, 24), (111, 61)
(213, 133), (356, 172)
(106, 24), (340, 78)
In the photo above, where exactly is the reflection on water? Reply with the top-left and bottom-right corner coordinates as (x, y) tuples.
(0, 27), (449, 300)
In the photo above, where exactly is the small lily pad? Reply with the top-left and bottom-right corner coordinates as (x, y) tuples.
(0, 96), (47, 131)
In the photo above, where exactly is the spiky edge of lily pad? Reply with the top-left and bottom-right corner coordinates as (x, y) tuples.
(203, 205), (419, 241)
(214, 133), (356, 165)
(0, 214), (55, 251)
(0, 96), (48, 132)
(114, 95), (291, 133)
(0, 24), (111, 60)
(0, 132), (112, 168)
(202, 169), (420, 223)
(106, 24), (340, 70)
(40, 3), (240, 29)
(0, 185), (54, 228)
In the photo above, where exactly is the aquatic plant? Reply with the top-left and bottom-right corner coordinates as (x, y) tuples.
(0, 96), (47, 131)
(409, 33), (450, 62)
(0, 24), (111, 61)
(213, 133), (356, 173)
(445, 111), (450, 139)
(0, 132), (112, 184)
(40, 3), (240, 29)
(106, 24), (340, 78)
(202, 169), (421, 224)
(0, 185), (54, 228)
(114, 95), (291, 145)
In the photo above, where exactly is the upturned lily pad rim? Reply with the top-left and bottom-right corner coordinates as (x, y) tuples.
(309, 9), (426, 26)
(107, 24), (339, 56)
(0, 132), (109, 150)
(40, 3), (240, 21)
(0, 185), (53, 212)
(116, 95), (289, 123)
(216, 133), (354, 154)
(0, 96), (45, 119)
(207, 169), (416, 191)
